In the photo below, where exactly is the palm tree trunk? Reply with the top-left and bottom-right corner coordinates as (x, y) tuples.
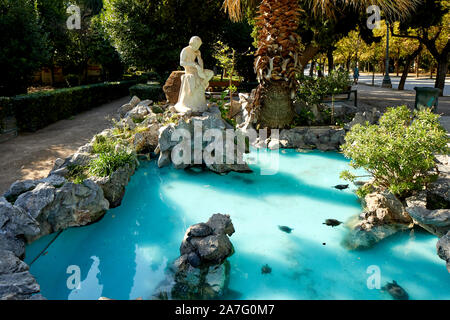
(253, 0), (301, 128)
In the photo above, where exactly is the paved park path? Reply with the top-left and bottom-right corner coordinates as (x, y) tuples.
(354, 83), (450, 132)
(0, 96), (129, 194)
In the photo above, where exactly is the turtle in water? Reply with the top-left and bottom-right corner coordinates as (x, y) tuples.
(278, 225), (293, 233)
(382, 280), (409, 300)
(333, 184), (349, 190)
(261, 264), (272, 275)
(323, 219), (343, 227)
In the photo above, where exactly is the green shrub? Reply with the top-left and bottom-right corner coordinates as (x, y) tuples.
(297, 70), (352, 105)
(341, 105), (449, 197)
(1, 80), (137, 132)
(129, 83), (164, 102)
(92, 135), (117, 154)
(89, 150), (136, 177)
(67, 164), (89, 184)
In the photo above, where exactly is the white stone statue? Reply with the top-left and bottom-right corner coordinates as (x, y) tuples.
(175, 36), (214, 113)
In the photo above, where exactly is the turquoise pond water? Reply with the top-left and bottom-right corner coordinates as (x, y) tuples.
(25, 149), (450, 300)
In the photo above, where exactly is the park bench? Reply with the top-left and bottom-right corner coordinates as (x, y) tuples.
(321, 89), (358, 107)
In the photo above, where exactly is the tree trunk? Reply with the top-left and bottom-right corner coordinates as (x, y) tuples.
(258, 81), (295, 128)
(435, 56), (448, 96)
(399, 46), (422, 91)
(309, 60), (315, 77)
(327, 48), (334, 73)
(415, 55), (420, 78)
(253, 0), (301, 128)
(299, 44), (320, 74)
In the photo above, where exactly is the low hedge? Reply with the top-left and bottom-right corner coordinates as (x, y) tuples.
(129, 83), (164, 102)
(0, 80), (137, 132)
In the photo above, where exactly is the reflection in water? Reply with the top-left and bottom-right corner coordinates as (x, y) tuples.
(68, 256), (103, 300)
(129, 245), (169, 300)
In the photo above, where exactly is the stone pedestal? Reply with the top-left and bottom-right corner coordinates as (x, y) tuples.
(163, 71), (184, 105)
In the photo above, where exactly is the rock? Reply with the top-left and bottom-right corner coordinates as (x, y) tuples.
(153, 214), (234, 300)
(342, 191), (414, 250)
(158, 124), (178, 153)
(118, 96), (141, 118)
(3, 180), (39, 203)
(0, 197), (40, 238)
(342, 222), (406, 250)
(52, 158), (65, 171)
(156, 113), (251, 174)
(93, 163), (135, 208)
(158, 150), (172, 168)
(0, 233), (25, 259)
(40, 175), (66, 188)
(14, 183), (55, 220)
(344, 110), (381, 130)
(188, 223), (213, 237)
(427, 156), (450, 208)
(363, 191), (412, 226)
(43, 180), (109, 233)
(0, 271), (40, 300)
(436, 231), (450, 272)
(206, 213), (235, 236)
(68, 152), (93, 168)
(77, 142), (94, 154)
(406, 191), (450, 237)
(196, 234), (233, 264)
(0, 250), (29, 275)
(133, 132), (146, 152)
(125, 105), (150, 122)
(130, 96), (141, 108)
(163, 71), (184, 104)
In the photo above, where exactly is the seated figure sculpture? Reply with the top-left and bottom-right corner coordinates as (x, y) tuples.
(175, 36), (214, 113)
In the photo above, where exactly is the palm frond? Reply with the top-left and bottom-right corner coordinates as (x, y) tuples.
(222, 0), (259, 22)
(305, 0), (423, 21)
(223, 0), (423, 21)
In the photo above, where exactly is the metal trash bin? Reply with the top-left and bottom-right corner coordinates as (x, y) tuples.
(414, 87), (440, 113)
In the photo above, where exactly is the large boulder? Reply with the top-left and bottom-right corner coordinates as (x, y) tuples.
(14, 183), (55, 220)
(0, 250), (41, 300)
(0, 233), (25, 259)
(343, 191), (413, 250)
(156, 113), (252, 174)
(43, 180), (109, 233)
(436, 232), (450, 273)
(0, 197), (40, 238)
(154, 214), (234, 300)
(163, 71), (184, 104)
(406, 193), (450, 237)
(0, 250), (29, 275)
(0, 271), (41, 300)
(362, 191), (413, 227)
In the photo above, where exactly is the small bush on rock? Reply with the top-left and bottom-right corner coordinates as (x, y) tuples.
(89, 151), (136, 177)
(341, 105), (448, 198)
(92, 135), (117, 154)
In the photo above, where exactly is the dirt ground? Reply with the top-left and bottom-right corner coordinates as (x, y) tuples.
(0, 96), (129, 194)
